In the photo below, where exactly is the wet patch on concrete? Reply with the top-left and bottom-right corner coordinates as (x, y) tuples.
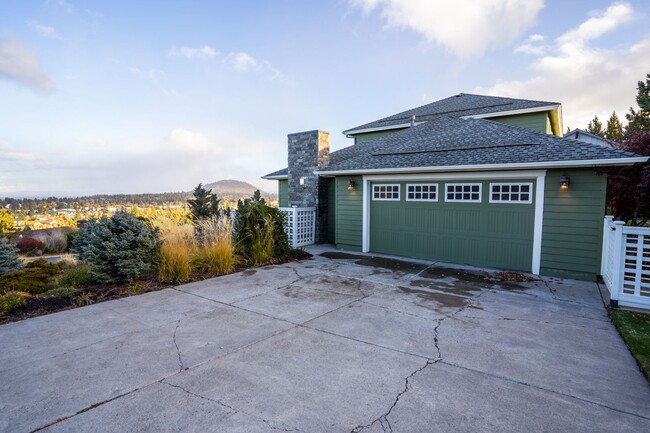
(490, 281), (527, 291)
(398, 287), (468, 309)
(320, 252), (427, 274)
(419, 267), (499, 285)
(242, 270), (257, 276)
(410, 279), (482, 298)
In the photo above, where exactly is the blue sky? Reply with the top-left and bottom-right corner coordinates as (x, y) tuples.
(1, 0), (649, 197)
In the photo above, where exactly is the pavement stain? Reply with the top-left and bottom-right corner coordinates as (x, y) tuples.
(241, 270), (257, 276)
(398, 287), (468, 309)
(320, 252), (426, 274)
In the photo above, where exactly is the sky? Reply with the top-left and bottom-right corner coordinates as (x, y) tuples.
(1, 0), (649, 198)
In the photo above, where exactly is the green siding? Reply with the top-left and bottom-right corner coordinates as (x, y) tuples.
(278, 180), (288, 207)
(490, 112), (549, 134)
(327, 178), (336, 243)
(354, 128), (407, 144)
(370, 179), (535, 271)
(540, 168), (607, 281)
(335, 176), (363, 251)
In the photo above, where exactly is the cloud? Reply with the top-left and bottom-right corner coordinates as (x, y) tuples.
(476, 2), (647, 130)
(0, 141), (36, 161)
(47, 0), (74, 13)
(0, 36), (53, 92)
(168, 45), (219, 60)
(514, 34), (547, 55)
(166, 128), (212, 153)
(127, 66), (165, 81)
(228, 52), (257, 71)
(27, 20), (60, 39)
(350, 0), (544, 60)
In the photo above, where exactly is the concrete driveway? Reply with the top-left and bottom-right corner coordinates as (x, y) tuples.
(1, 246), (649, 433)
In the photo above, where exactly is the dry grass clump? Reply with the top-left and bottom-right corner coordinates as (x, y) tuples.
(192, 216), (235, 275)
(156, 216), (235, 282)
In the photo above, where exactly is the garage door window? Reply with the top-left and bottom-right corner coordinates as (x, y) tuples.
(372, 184), (400, 201)
(406, 184), (438, 201)
(490, 183), (532, 203)
(445, 183), (481, 202)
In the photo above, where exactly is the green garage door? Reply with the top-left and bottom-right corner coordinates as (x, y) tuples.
(369, 179), (536, 272)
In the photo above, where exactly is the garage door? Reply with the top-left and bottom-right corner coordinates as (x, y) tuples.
(369, 179), (535, 272)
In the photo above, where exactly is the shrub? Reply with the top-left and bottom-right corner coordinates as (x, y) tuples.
(16, 237), (46, 256)
(41, 230), (69, 254)
(0, 292), (26, 315)
(234, 193), (291, 265)
(38, 286), (81, 299)
(158, 223), (194, 283)
(57, 265), (92, 288)
(0, 238), (24, 276)
(192, 216), (235, 275)
(72, 212), (162, 283)
(0, 259), (65, 295)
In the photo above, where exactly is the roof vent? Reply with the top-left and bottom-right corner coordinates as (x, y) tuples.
(410, 115), (416, 127)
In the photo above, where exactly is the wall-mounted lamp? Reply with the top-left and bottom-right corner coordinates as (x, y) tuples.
(347, 179), (356, 190)
(560, 175), (570, 190)
(299, 177), (306, 188)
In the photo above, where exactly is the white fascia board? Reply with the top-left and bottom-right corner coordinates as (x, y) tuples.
(313, 157), (649, 176)
(262, 175), (288, 180)
(343, 122), (424, 136)
(461, 104), (560, 119)
(363, 170), (546, 181)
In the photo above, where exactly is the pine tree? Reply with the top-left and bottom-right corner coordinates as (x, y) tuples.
(586, 115), (604, 137)
(605, 111), (624, 142)
(0, 238), (24, 276)
(626, 72), (650, 133)
(187, 183), (221, 221)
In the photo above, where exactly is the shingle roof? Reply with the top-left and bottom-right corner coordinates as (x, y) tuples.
(318, 116), (642, 173)
(343, 93), (559, 134)
(262, 167), (288, 178)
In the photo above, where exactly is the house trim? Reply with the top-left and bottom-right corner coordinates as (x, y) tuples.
(361, 170), (547, 274)
(343, 122), (424, 136)
(262, 174), (289, 180)
(314, 157), (648, 176)
(461, 104), (560, 120)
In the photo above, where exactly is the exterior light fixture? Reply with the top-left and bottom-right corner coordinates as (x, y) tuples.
(299, 177), (306, 187)
(560, 175), (570, 190)
(347, 179), (356, 190)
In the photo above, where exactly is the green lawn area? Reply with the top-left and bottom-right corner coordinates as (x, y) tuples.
(610, 310), (650, 381)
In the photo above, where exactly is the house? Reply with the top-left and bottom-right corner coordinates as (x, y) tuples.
(263, 94), (648, 281)
(564, 128), (617, 148)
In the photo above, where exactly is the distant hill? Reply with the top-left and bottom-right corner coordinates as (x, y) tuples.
(202, 180), (266, 196)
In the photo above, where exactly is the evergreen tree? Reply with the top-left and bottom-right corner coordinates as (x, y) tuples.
(187, 183), (221, 221)
(0, 238), (24, 276)
(605, 111), (624, 142)
(586, 115), (604, 137)
(626, 73), (650, 133)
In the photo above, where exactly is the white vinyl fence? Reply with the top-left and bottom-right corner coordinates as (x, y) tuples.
(601, 216), (650, 310)
(279, 207), (316, 249)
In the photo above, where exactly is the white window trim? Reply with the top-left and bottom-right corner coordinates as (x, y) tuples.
(489, 182), (534, 204)
(444, 183), (482, 203)
(405, 183), (438, 202)
(361, 170), (546, 275)
(372, 183), (401, 201)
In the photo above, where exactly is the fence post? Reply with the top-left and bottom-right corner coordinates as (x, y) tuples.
(601, 216), (613, 275)
(610, 221), (626, 307)
(291, 207), (298, 248)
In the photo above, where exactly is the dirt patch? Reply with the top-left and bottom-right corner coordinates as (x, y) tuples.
(398, 287), (467, 309)
(320, 252), (426, 274)
(496, 271), (538, 282)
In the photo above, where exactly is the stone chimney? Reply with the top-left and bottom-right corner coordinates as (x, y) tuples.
(287, 130), (330, 208)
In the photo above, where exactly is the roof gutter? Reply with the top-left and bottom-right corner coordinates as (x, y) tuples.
(314, 156), (649, 176)
(343, 122), (424, 136)
(261, 174), (288, 180)
(461, 104), (560, 120)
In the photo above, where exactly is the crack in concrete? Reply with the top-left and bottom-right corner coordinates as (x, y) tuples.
(350, 358), (439, 433)
(172, 320), (185, 371)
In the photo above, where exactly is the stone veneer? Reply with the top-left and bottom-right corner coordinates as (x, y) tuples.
(287, 130), (330, 243)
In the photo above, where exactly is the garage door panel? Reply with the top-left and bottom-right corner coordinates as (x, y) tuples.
(369, 180), (535, 272)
